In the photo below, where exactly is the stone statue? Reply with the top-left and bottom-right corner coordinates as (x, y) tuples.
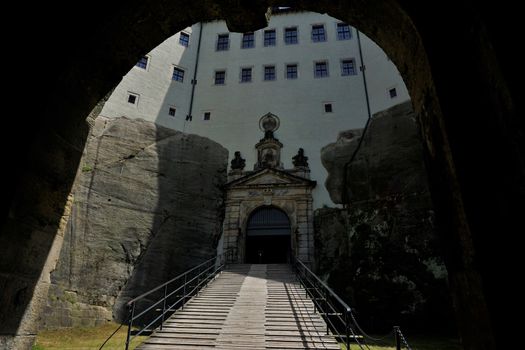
(261, 149), (276, 167)
(292, 148), (309, 167)
(231, 151), (246, 170)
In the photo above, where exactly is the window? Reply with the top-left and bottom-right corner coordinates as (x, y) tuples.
(215, 70), (225, 85)
(341, 59), (357, 76)
(324, 103), (333, 113)
(389, 88), (397, 98)
(286, 64), (298, 79)
(172, 67), (184, 82)
(217, 34), (229, 51)
(311, 25), (326, 42)
(264, 66), (276, 81)
(204, 112), (211, 121)
(264, 29), (276, 46)
(242, 32), (255, 48)
(337, 23), (352, 40)
(168, 107), (176, 116)
(314, 62), (329, 78)
(284, 27), (298, 44)
(135, 56), (148, 69)
(127, 93), (138, 105)
(179, 32), (190, 47)
(241, 68), (252, 82)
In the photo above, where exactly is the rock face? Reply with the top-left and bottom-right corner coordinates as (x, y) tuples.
(318, 102), (453, 332)
(40, 116), (228, 329)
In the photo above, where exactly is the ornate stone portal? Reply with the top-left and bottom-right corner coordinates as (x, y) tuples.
(222, 113), (316, 263)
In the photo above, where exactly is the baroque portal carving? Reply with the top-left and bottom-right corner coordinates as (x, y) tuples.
(222, 113), (316, 264)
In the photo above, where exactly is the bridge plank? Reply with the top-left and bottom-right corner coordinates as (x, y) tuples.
(137, 264), (340, 350)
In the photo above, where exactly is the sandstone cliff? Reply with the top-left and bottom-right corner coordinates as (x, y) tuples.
(318, 102), (453, 331)
(40, 116), (228, 328)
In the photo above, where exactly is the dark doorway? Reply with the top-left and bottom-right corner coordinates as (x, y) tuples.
(245, 206), (291, 263)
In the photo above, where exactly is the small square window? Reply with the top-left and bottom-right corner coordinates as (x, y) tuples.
(284, 27), (298, 45)
(341, 59), (357, 76)
(204, 112), (211, 121)
(215, 71), (226, 85)
(286, 64), (298, 79)
(241, 68), (252, 83)
(127, 93), (138, 104)
(312, 25), (326, 42)
(172, 67), (184, 82)
(217, 34), (229, 51)
(264, 30), (276, 46)
(135, 56), (148, 69)
(264, 66), (276, 81)
(337, 23), (352, 40)
(389, 88), (397, 98)
(315, 62), (329, 78)
(242, 32), (255, 49)
(168, 107), (176, 116)
(324, 103), (333, 113)
(179, 32), (190, 47)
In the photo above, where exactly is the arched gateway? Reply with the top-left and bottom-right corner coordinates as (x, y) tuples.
(221, 113), (317, 263)
(246, 206), (291, 263)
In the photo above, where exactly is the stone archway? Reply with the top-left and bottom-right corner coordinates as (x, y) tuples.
(2, 1), (521, 349)
(223, 166), (316, 265)
(245, 206), (291, 264)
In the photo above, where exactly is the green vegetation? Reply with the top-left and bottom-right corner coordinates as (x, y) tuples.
(34, 324), (460, 350)
(33, 322), (147, 350)
(81, 164), (93, 172)
(340, 335), (462, 350)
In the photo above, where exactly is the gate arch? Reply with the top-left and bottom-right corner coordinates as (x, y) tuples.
(245, 206), (291, 263)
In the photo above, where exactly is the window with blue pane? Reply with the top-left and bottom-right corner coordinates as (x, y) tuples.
(172, 67), (184, 82)
(241, 68), (252, 82)
(337, 23), (351, 40)
(264, 66), (276, 81)
(215, 71), (225, 85)
(135, 56), (148, 69)
(311, 25), (326, 42)
(242, 32), (255, 48)
(315, 62), (328, 78)
(286, 64), (298, 79)
(341, 59), (357, 76)
(179, 32), (190, 47)
(284, 27), (298, 44)
(217, 34), (229, 51)
(264, 30), (276, 46)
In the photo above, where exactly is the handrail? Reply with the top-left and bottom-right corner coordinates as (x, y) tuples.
(123, 248), (236, 350)
(292, 256), (356, 350)
(292, 256), (413, 350)
(294, 258), (351, 312)
(126, 255), (219, 306)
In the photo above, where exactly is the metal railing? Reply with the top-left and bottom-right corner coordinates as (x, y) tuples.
(292, 257), (413, 350)
(124, 248), (236, 350)
(292, 256), (356, 349)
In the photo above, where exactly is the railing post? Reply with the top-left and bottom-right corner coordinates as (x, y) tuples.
(182, 273), (187, 310)
(160, 284), (168, 330)
(125, 303), (135, 350)
(345, 309), (350, 350)
(394, 326), (401, 350)
(324, 289), (328, 335)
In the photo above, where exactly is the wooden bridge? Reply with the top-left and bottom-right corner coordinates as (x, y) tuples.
(136, 264), (340, 349)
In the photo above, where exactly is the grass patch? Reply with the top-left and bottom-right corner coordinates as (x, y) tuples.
(81, 165), (93, 172)
(340, 335), (462, 350)
(33, 322), (147, 350)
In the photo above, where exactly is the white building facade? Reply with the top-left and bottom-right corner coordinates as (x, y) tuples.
(100, 10), (410, 210)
